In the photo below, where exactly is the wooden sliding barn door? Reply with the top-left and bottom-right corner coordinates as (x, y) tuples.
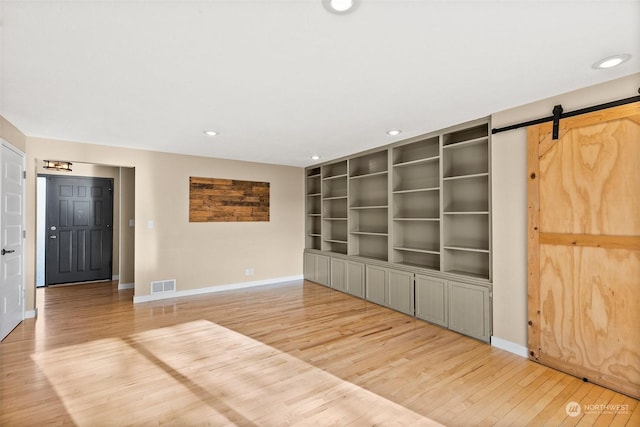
(527, 103), (640, 398)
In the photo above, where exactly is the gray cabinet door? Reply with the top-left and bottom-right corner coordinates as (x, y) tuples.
(316, 254), (331, 286)
(388, 269), (414, 315)
(304, 252), (331, 286)
(366, 265), (413, 314)
(330, 258), (347, 291)
(415, 275), (448, 327)
(365, 264), (387, 306)
(448, 280), (491, 342)
(346, 261), (365, 298)
(304, 252), (317, 281)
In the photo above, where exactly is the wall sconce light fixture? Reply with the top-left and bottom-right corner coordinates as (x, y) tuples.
(43, 160), (73, 172)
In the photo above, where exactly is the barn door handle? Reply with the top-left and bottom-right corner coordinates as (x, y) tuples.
(1, 249), (15, 255)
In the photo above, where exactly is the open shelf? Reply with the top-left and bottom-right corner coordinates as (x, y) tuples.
(350, 205), (388, 210)
(394, 251), (440, 270)
(393, 136), (439, 164)
(307, 215), (321, 236)
(322, 197), (347, 218)
(444, 213), (489, 252)
(324, 240), (347, 254)
(350, 173), (388, 207)
(323, 217), (347, 253)
(394, 247), (440, 255)
(351, 208), (388, 235)
(443, 140), (488, 178)
(442, 123), (488, 146)
(350, 150), (388, 177)
(322, 160), (347, 179)
(393, 187), (439, 194)
(443, 249), (490, 279)
(443, 175), (489, 213)
(349, 233), (388, 261)
(394, 190), (439, 219)
(322, 175), (347, 199)
(349, 170), (388, 180)
(307, 196), (321, 215)
(393, 220), (439, 254)
(306, 235), (321, 250)
(393, 162), (439, 192)
(306, 180), (321, 195)
(306, 167), (321, 177)
(393, 156), (439, 168)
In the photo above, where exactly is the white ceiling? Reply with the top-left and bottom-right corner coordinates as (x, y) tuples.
(1, 1), (639, 167)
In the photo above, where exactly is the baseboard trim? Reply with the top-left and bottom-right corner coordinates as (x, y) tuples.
(118, 282), (135, 290)
(491, 336), (528, 358)
(112, 274), (120, 281)
(133, 275), (304, 304)
(25, 308), (38, 319)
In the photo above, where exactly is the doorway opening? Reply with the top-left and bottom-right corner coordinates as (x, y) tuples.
(36, 164), (135, 289)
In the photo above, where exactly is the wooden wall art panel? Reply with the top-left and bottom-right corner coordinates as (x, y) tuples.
(189, 177), (270, 222)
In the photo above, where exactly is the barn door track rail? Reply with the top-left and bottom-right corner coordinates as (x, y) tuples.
(492, 88), (640, 140)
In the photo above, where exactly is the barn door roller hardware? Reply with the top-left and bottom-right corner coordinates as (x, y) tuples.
(492, 88), (640, 140)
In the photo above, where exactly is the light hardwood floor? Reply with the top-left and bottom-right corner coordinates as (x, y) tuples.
(1, 280), (638, 426)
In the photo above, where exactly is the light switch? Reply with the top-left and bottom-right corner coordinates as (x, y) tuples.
(147, 220), (154, 229)
(129, 219), (135, 227)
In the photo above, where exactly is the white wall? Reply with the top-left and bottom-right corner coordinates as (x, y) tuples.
(490, 72), (640, 353)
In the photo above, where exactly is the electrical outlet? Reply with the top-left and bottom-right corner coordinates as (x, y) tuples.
(244, 267), (255, 276)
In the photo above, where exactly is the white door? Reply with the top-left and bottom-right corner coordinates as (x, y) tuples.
(0, 142), (25, 341)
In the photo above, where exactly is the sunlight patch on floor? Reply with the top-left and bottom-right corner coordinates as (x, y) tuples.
(33, 320), (442, 426)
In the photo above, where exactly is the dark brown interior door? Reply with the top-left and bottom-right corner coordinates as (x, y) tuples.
(45, 176), (113, 285)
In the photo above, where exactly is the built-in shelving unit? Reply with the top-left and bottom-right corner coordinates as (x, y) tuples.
(348, 150), (389, 261)
(303, 118), (492, 342)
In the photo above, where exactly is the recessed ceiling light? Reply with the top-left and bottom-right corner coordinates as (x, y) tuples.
(322, 0), (358, 14)
(387, 129), (402, 136)
(311, 155), (321, 160)
(203, 130), (218, 136)
(592, 54), (631, 69)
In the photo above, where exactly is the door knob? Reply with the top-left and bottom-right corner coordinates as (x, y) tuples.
(1, 249), (15, 255)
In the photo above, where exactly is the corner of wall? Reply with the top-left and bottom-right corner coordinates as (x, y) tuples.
(0, 115), (27, 152)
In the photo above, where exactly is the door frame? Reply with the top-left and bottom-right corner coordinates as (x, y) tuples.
(0, 139), (26, 340)
(43, 174), (114, 286)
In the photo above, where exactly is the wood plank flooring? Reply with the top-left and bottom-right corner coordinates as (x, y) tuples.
(1, 280), (638, 426)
